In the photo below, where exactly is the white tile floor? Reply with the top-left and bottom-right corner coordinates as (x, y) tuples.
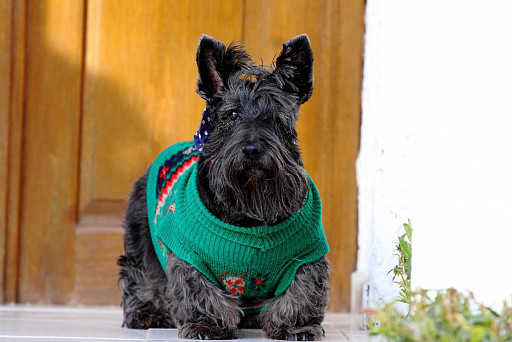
(0, 306), (373, 342)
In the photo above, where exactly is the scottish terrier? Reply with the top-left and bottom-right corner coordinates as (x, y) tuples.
(118, 34), (330, 341)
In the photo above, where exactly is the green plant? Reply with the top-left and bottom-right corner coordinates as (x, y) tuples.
(369, 289), (512, 341)
(390, 219), (413, 304)
(369, 220), (512, 341)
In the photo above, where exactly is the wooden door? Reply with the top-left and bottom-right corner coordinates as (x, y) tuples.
(1, 0), (364, 311)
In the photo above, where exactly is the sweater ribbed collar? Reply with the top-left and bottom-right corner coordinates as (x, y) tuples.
(174, 164), (323, 252)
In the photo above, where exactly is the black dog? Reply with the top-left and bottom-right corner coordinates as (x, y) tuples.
(118, 34), (330, 341)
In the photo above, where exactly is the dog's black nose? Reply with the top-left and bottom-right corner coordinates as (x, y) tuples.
(242, 144), (262, 160)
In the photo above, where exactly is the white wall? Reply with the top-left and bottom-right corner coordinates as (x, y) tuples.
(357, 0), (512, 310)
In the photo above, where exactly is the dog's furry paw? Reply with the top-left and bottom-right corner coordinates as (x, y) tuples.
(123, 309), (174, 329)
(264, 324), (325, 341)
(178, 322), (239, 340)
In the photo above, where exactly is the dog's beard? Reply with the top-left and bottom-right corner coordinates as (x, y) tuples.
(208, 144), (309, 225)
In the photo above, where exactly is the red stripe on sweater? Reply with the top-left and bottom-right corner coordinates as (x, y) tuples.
(157, 155), (198, 204)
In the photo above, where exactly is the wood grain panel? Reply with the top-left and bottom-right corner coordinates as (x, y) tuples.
(243, 0), (365, 311)
(80, 0), (244, 212)
(18, 0), (84, 303)
(72, 227), (124, 305)
(0, 0), (13, 303)
(77, 0), (244, 304)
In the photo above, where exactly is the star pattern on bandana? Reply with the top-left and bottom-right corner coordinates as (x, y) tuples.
(193, 108), (212, 152)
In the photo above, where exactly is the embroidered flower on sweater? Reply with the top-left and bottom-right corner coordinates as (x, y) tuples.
(223, 276), (245, 295)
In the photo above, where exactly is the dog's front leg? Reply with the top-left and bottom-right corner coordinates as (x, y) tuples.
(260, 257), (330, 341)
(165, 254), (241, 340)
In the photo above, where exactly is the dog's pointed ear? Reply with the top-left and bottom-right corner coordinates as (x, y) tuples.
(273, 34), (314, 104)
(196, 35), (252, 101)
(196, 35), (227, 100)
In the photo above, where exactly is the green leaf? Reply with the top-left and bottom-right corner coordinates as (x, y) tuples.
(404, 219), (413, 242)
(484, 306), (500, 317)
(398, 236), (412, 259)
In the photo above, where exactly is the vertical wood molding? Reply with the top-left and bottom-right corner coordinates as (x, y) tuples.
(328, 0), (364, 312)
(1, 0), (26, 304)
(17, 0), (85, 304)
(0, 0), (13, 304)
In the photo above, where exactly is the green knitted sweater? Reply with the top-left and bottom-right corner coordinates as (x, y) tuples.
(147, 141), (329, 312)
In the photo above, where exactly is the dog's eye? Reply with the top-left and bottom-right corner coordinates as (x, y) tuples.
(229, 111), (238, 120)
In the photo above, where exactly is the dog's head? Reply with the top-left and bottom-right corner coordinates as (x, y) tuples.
(195, 34), (314, 226)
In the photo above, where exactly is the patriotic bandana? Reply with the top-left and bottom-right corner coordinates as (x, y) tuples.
(193, 108), (212, 152)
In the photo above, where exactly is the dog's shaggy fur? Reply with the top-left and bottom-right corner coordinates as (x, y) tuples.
(118, 34), (330, 340)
